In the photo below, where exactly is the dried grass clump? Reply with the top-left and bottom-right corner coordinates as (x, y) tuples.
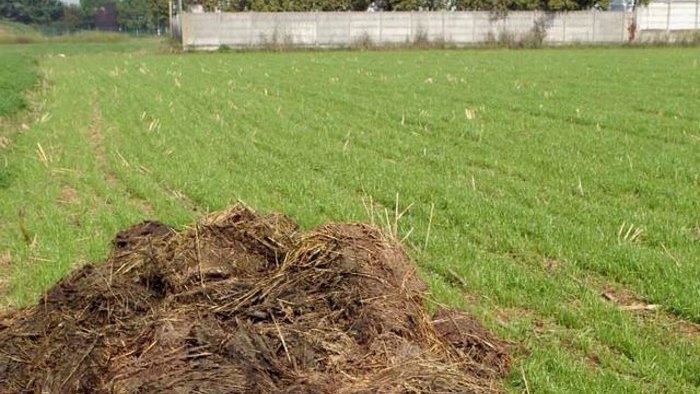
(0, 204), (510, 393)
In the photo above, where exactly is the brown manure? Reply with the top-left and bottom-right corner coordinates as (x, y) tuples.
(0, 204), (510, 393)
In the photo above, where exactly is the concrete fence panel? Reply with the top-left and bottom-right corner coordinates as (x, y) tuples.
(639, 3), (670, 29)
(180, 4), (699, 49)
(183, 13), (218, 47)
(219, 13), (250, 46)
(278, 13), (316, 45)
(594, 11), (626, 42)
(670, 2), (697, 28)
(316, 13), (350, 46)
(472, 13), (497, 42)
(505, 13), (538, 38)
(381, 12), (412, 43)
(637, 0), (700, 30)
(408, 12), (442, 41)
(544, 14), (566, 42)
(443, 12), (474, 43)
(349, 13), (381, 42)
(563, 12), (592, 42)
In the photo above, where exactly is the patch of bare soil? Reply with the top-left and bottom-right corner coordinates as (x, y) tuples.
(601, 285), (698, 337)
(58, 185), (80, 205)
(0, 251), (10, 309)
(0, 204), (510, 393)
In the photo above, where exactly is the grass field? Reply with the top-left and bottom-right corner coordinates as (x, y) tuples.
(0, 53), (37, 117)
(0, 19), (141, 44)
(0, 42), (698, 392)
(0, 20), (43, 44)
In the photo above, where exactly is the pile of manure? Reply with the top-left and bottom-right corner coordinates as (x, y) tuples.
(0, 204), (510, 393)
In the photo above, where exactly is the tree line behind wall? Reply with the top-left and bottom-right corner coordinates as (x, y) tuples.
(204, 0), (614, 12)
(1, 0), (168, 32)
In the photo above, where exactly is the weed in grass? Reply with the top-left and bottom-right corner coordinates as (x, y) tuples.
(484, 17), (548, 49)
(521, 17), (548, 49)
(617, 222), (643, 244)
(351, 31), (375, 50)
(413, 27), (431, 48)
(258, 27), (295, 51)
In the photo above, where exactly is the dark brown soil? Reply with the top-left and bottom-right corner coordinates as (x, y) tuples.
(0, 204), (510, 393)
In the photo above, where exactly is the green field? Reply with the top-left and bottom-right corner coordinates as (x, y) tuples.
(0, 19), (146, 45)
(1, 43), (698, 392)
(0, 53), (37, 117)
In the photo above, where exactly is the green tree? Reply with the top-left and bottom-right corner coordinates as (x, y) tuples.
(237, 0), (361, 11)
(390, 0), (423, 11)
(117, 0), (149, 29)
(164, 0), (626, 13)
(1, 0), (64, 24)
(147, 0), (169, 28)
(112, 0), (169, 31)
(62, 4), (84, 28)
(80, 0), (108, 23)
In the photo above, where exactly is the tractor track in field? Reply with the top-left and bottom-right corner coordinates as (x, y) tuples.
(88, 98), (155, 217)
(89, 98), (200, 216)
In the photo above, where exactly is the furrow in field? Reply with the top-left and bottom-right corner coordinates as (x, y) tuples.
(87, 95), (155, 217)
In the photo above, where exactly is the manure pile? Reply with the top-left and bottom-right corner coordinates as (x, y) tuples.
(0, 205), (510, 393)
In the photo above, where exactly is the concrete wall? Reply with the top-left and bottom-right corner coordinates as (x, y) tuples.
(180, 5), (697, 49)
(637, 0), (700, 31)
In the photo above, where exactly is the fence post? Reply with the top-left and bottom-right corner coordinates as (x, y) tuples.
(379, 11), (383, 43)
(314, 12), (319, 46)
(347, 11), (352, 44)
(645, 4), (649, 30)
(621, 11), (626, 42)
(249, 13), (254, 46)
(409, 11), (413, 41)
(217, 12), (222, 47)
(695, 0), (699, 29)
(181, 13), (187, 47)
(472, 12), (477, 43)
(562, 12), (567, 42)
(591, 10), (596, 42)
(169, 0), (173, 39)
(666, 0), (671, 33)
(442, 10), (446, 42)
